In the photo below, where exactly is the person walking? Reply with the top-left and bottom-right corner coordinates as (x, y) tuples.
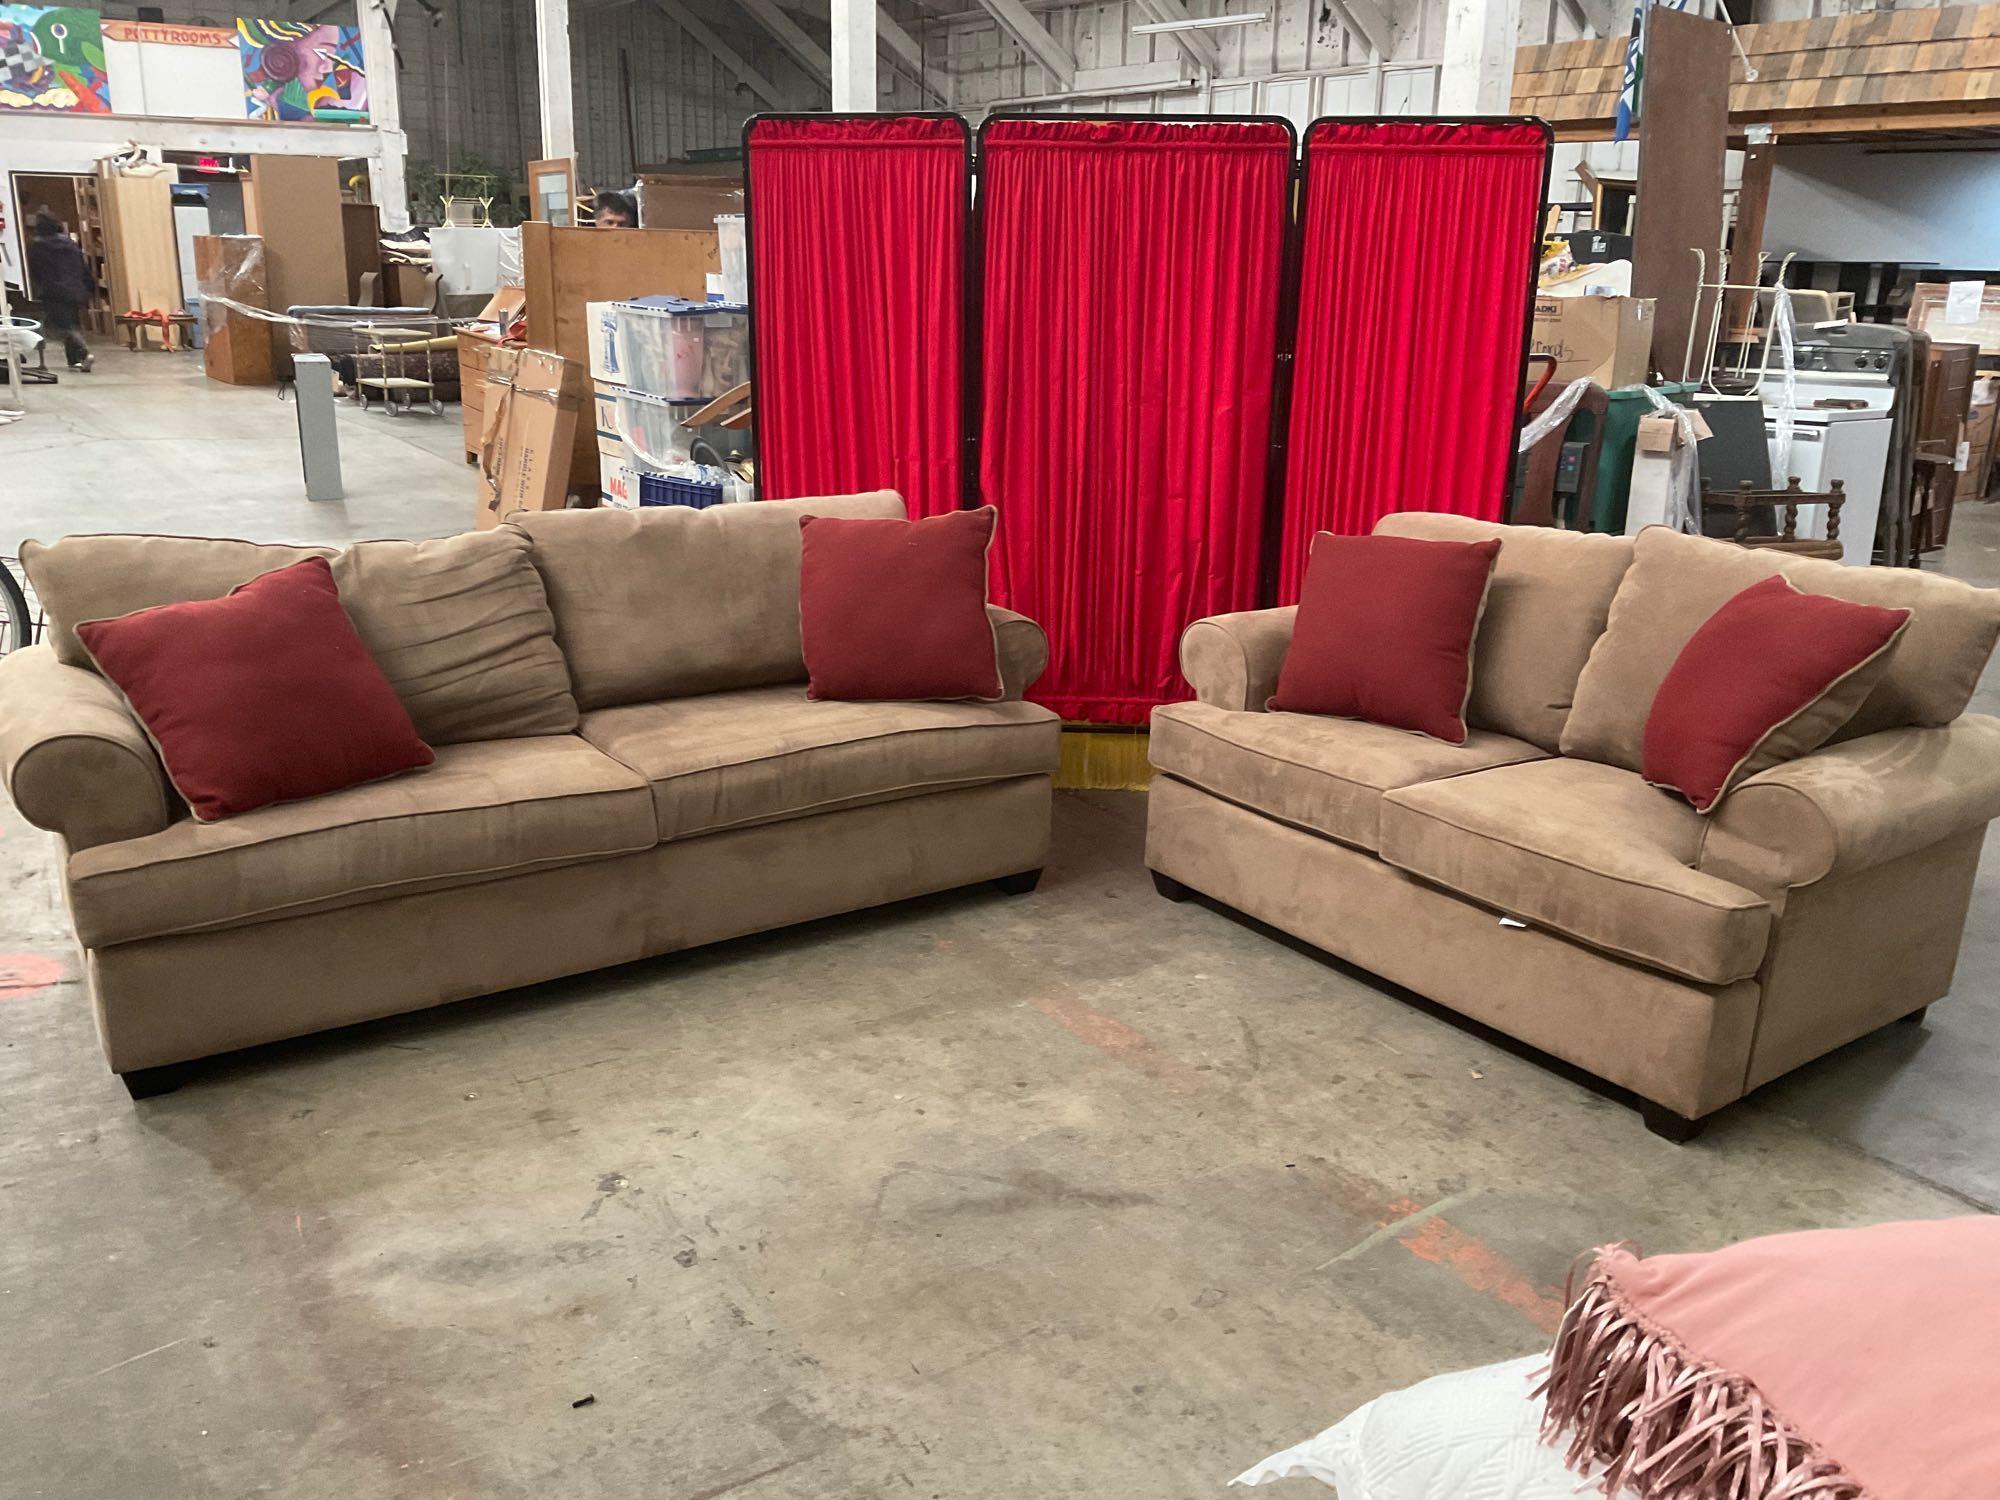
(27, 212), (94, 372)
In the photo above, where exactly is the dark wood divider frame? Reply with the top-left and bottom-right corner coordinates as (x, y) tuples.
(740, 110), (1553, 603)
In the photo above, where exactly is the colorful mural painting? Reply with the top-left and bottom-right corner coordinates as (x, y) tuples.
(237, 18), (367, 123)
(0, 5), (110, 112)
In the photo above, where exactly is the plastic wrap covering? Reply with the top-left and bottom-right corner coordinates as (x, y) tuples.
(194, 235), (265, 343)
(193, 235), (273, 385)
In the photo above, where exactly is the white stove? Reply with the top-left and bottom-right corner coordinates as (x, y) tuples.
(1759, 340), (1897, 566)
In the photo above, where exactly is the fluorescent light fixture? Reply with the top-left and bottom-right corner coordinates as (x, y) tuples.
(1130, 11), (1266, 32)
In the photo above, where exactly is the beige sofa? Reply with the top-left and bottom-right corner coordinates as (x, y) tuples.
(0, 493), (1060, 1097)
(1146, 514), (2000, 1139)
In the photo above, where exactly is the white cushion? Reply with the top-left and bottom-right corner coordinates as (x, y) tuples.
(1231, 1357), (1634, 1498)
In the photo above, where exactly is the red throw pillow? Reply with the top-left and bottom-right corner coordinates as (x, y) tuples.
(799, 506), (1003, 701)
(1643, 574), (1910, 813)
(76, 557), (434, 821)
(1269, 532), (1502, 744)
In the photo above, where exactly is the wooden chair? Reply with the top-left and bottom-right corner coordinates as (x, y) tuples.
(1701, 477), (1847, 560)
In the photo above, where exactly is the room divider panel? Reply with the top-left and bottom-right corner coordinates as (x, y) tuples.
(977, 117), (1294, 724)
(744, 114), (972, 519)
(744, 112), (1551, 723)
(1276, 120), (1553, 598)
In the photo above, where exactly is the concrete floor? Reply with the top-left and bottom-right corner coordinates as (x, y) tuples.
(1, 350), (1994, 1498)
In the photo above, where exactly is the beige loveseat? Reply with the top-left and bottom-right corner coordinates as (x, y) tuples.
(0, 493), (1060, 1096)
(1146, 514), (2000, 1139)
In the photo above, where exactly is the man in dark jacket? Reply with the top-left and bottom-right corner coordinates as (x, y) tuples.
(26, 212), (94, 372)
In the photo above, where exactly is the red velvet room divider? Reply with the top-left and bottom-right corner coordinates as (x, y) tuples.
(978, 117), (1293, 725)
(1276, 120), (1552, 599)
(744, 115), (970, 519)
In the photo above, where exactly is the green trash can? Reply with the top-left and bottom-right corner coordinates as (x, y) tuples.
(1577, 381), (1698, 534)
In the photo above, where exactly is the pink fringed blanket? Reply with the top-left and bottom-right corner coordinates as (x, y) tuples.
(1539, 1218), (2000, 1500)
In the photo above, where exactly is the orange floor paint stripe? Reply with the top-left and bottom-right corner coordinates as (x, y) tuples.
(0, 954), (66, 1001)
(1388, 1201), (1569, 1336)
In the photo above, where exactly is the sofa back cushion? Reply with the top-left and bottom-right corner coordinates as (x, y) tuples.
(1372, 513), (1634, 751)
(23, 534), (333, 667)
(21, 530), (578, 744)
(1563, 525), (2000, 770)
(511, 491), (907, 709)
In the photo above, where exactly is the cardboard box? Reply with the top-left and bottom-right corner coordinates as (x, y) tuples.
(599, 448), (634, 509)
(1531, 295), (1655, 391)
(476, 346), (586, 530)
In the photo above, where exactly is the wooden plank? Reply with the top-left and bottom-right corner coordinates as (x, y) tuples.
(341, 202), (382, 306)
(1631, 7), (1729, 383)
(1722, 140), (1773, 337)
(248, 155), (348, 376)
(97, 166), (180, 317)
(519, 221), (719, 490)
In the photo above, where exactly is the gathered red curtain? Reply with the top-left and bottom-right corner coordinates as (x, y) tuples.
(747, 115), (968, 519)
(979, 119), (1292, 725)
(1277, 121), (1549, 598)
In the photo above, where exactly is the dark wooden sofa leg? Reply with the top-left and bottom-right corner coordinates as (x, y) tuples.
(1899, 1006), (1929, 1026)
(1640, 1101), (1707, 1144)
(121, 1062), (195, 1100)
(992, 868), (1043, 896)
(1150, 869), (1191, 902)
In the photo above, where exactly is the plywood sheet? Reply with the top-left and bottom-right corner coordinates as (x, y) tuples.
(1631, 7), (1730, 384)
(248, 155), (348, 374)
(520, 222), (719, 488)
(98, 167), (181, 316)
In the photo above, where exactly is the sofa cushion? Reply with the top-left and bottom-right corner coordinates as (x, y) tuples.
(1149, 701), (1547, 852)
(76, 557), (436, 823)
(1563, 525), (2000, 771)
(580, 685), (1060, 842)
(22, 533), (333, 668)
(321, 531), (579, 743)
(66, 736), (655, 948)
(800, 507), (1003, 702)
(512, 491), (907, 710)
(1378, 758), (1772, 985)
(1270, 531), (1501, 744)
(1373, 513), (1635, 752)
(21, 530), (579, 744)
(1644, 575), (1911, 813)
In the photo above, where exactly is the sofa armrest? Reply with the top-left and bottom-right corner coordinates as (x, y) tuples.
(1698, 715), (2000, 896)
(1178, 607), (1297, 712)
(988, 605), (1049, 701)
(0, 645), (175, 851)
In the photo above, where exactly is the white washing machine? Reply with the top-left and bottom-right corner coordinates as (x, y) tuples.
(1759, 339), (1897, 567)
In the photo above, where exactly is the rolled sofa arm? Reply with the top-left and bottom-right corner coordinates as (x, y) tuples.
(0, 644), (175, 851)
(1178, 607), (1298, 712)
(988, 605), (1049, 702)
(1698, 715), (2000, 897)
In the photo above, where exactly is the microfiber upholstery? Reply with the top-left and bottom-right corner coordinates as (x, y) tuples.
(1149, 700), (1547, 851)
(21, 529), (579, 744)
(512, 491), (907, 709)
(580, 685), (1061, 842)
(1379, 757), (1773, 985)
(66, 736), (655, 947)
(1373, 512), (1634, 751)
(1563, 524), (2000, 771)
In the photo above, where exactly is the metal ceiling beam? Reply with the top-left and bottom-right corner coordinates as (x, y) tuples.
(971, 0), (1076, 89)
(736, 0), (835, 87)
(1128, 0), (1219, 74)
(646, 0), (790, 106)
